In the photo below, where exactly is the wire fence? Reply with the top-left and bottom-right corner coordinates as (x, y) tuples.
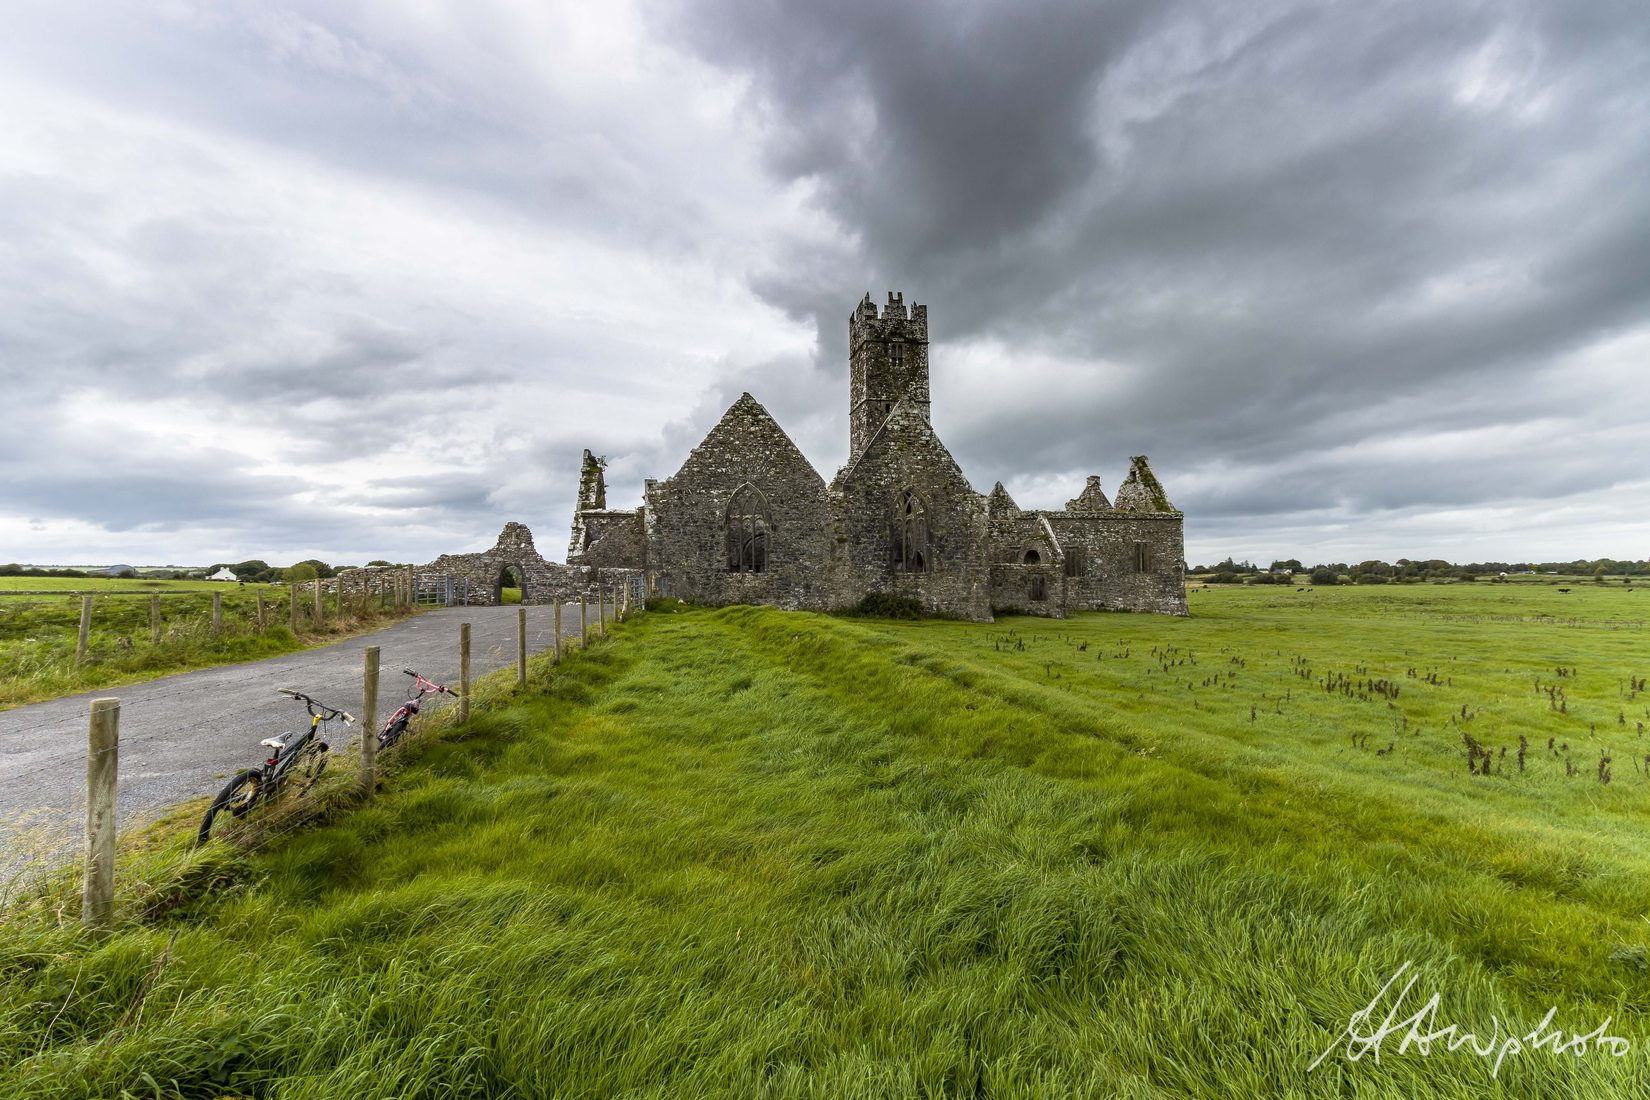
(0, 582), (648, 923)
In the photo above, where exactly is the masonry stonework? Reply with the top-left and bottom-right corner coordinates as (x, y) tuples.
(420, 521), (621, 606)
(561, 291), (1185, 619)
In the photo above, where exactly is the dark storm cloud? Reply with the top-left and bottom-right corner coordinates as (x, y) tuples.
(663, 0), (1650, 552)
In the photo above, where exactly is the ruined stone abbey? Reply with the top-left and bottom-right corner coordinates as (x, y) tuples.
(561, 292), (1186, 620)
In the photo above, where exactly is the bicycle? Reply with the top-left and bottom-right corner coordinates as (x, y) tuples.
(196, 689), (353, 846)
(378, 669), (457, 750)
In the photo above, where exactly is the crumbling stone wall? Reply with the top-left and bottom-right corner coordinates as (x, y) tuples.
(420, 521), (598, 606)
(1041, 459), (1186, 615)
(571, 509), (647, 570)
(645, 393), (833, 609)
(1046, 512), (1186, 615)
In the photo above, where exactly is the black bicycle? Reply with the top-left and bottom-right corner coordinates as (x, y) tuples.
(378, 669), (457, 750)
(196, 688), (353, 846)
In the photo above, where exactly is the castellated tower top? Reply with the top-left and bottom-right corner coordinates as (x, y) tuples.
(850, 291), (928, 341)
(849, 291), (930, 458)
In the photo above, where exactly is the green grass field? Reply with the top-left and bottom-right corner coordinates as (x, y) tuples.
(0, 579), (418, 710)
(3, 584), (1648, 1097)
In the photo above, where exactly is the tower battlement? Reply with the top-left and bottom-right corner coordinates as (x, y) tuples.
(850, 291), (928, 347)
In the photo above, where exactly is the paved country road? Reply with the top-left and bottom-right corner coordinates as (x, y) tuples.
(0, 603), (594, 862)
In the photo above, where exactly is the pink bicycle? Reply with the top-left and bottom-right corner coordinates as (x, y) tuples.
(378, 669), (457, 750)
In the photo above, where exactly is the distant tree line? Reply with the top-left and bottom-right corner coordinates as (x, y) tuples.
(1187, 557), (1649, 586)
(1, 559), (410, 582)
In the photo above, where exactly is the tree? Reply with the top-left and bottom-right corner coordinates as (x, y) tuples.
(284, 563), (318, 583)
(289, 558), (334, 579)
(1310, 568), (1340, 586)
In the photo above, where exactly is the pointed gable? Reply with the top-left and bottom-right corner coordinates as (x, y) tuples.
(830, 396), (975, 495)
(667, 392), (826, 492)
(987, 481), (1021, 516)
(1065, 475), (1112, 512)
(1112, 455), (1177, 513)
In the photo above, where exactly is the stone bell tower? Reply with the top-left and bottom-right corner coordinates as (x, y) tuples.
(848, 291), (929, 459)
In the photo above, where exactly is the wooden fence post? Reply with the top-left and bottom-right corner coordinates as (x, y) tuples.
(77, 595), (92, 664)
(211, 592), (223, 639)
(313, 580), (323, 625)
(255, 592), (266, 632)
(361, 646), (379, 795)
(84, 698), (119, 932)
(459, 622), (471, 723)
(150, 594), (161, 645)
(554, 601), (562, 662)
(580, 594), (588, 648)
(517, 607), (528, 687)
(598, 586), (607, 634)
(289, 584), (299, 633)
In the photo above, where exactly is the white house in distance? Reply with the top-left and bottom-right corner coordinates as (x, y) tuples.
(206, 567), (237, 581)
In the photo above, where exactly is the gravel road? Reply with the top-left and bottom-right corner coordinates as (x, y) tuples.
(0, 603), (596, 861)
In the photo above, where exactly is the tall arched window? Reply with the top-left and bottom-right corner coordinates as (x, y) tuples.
(726, 484), (771, 573)
(893, 489), (930, 573)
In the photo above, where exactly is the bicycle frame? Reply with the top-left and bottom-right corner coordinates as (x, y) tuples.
(197, 689), (354, 846)
(378, 669), (456, 750)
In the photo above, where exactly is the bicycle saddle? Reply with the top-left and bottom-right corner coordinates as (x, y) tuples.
(260, 737), (287, 749)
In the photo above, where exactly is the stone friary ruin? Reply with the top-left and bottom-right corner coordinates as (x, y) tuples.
(426, 292), (1185, 620)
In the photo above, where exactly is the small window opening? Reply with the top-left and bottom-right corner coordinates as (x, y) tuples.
(727, 485), (772, 574)
(1029, 576), (1047, 601)
(1022, 548), (1040, 565)
(1065, 548), (1085, 578)
(1133, 541), (1153, 573)
(893, 489), (930, 573)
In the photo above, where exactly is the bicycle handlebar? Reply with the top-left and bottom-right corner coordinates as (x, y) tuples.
(277, 688), (356, 724)
(402, 670), (458, 696)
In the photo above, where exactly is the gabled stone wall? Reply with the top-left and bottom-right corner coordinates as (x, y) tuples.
(829, 398), (991, 621)
(645, 393), (833, 609)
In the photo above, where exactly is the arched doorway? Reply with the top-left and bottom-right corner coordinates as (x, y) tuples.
(496, 564), (523, 605)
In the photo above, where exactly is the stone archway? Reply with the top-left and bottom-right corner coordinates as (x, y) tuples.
(495, 562), (526, 605)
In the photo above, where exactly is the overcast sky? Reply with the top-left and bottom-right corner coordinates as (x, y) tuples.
(2, 1), (1646, 569)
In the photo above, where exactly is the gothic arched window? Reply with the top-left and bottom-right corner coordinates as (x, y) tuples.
(893, 489), (930, 573)
(726, 484), (771, 573)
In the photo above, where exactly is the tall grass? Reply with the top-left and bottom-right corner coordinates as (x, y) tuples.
(0, 585), (419, 709)
(2, 587), (1647, 1097)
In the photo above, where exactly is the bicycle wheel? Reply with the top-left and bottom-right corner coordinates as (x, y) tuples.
(197, 768), (263, 846)
(293, 742), (328, 791)
(378, 715), (409, 750)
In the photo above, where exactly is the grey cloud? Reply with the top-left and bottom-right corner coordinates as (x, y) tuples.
(664, 0), (1650, 559)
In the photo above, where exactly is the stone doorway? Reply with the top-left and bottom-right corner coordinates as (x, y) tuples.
(496, 564), (524, 605)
